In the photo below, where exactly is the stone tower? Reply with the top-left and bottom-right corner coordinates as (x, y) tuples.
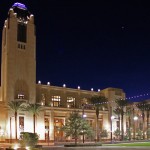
(1, 2), (36, 103)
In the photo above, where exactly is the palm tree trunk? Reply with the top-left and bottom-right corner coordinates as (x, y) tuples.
(33, 114), (35, 133)
(96, 108), (99, 142)
(129, 116), (131, 140)
(142, 112), (145, 139)
(118, 115), (120, 139)
(75, 129), (77, 145)
(15, 111), (17, 140)
(147, 111), (149, 139)
(121, 111), (124, 140)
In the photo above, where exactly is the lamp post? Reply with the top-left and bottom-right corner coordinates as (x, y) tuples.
(82, 103), (86, 143)
(10, 116), (14, 143)
(111, 116), (115, 143)
(133, 116), (138, 140)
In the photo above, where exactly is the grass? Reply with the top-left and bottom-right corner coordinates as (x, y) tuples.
(104, 142), (150, 147)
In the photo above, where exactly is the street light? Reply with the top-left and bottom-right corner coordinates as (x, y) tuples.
(10, 116), (14, 143)
(111, 116), (115, 143)
(133, 116), (138, 140)
(82, 103), (86, 143)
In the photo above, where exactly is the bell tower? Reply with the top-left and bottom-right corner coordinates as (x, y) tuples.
(1, 2), (36, 103)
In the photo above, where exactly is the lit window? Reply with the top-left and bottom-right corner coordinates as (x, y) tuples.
(52, 96), (61, 107)
(18, 94), (24, 99)
(67, 97), (75, 108)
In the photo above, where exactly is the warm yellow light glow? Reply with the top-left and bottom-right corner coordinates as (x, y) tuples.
(26, 146), (30, 150)
(134, 116), (138, 120)
(14, 144), (19, 150)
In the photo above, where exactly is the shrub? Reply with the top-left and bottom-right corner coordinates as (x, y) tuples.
(19, 132), (39, 148)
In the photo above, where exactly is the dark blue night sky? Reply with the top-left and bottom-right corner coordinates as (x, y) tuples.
(1, 0), (150, 101)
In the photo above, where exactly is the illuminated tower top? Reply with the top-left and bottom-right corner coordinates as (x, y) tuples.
(9, 2), (31, 22)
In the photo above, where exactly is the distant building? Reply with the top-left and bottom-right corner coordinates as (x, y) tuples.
(0, 2), (126, 142)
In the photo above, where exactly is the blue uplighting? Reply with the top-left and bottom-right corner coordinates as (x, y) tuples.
(12, 2), (27, 10)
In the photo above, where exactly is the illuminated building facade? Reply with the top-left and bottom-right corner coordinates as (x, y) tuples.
(0, 2), (126, 142)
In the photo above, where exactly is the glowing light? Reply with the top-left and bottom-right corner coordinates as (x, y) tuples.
(111, 116), (115, 120)
(98, 89), (100, 92)
(91, 88), (93, 91)
(12, 2), (27, 10)
(26, 146), (30, 150)
(133, 116), (138, 121)
(47, 82), (50, 85)
(78, 86), (80, 89)
(14, 144), (19, 150)
(38, 80), (41, 84)
(63, 84), (66, 87)
(83, 114), (86, 118)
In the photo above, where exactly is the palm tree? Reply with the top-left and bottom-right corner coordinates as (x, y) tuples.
(8, 100), (23, 140)
(137, 101), (147, 139)
(23, 103), (43, 133)
(115, 98), (128, 140)
(113, 107), (121, 139)
(145, 103), (150, 139)
(125, 102), (133, 140)
(89, 96), (108, 142)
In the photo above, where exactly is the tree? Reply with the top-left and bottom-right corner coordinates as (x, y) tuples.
(23, 103), (43, 133)
(113, 128), (121, 140)
(145, 103), (150, 139)
(137, 101), (147, 139)
(113, 107), (121, 139)
(8, 100), (23, 140)
(115, 98), (128, 140)
(101, 129), (108, 141)
(19, 132), (39, 148)
(61, 111), (93, 145)
(89, 96), (108, 142)
(125, 102), (133, 140)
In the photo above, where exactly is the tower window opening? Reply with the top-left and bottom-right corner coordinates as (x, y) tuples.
(17, 23), (27, 43)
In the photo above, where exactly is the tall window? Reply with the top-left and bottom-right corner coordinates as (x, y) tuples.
(67, 97), (75, 108)
(52, 96), (61, 107)
(19, 116), (24, 132)
(17, 23), (27, 43)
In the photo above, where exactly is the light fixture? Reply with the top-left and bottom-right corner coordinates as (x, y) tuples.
(38, 80), (41, 84)
(83, 114), (87, 118)
(91, 88), (93, 91)
(98, 89), (100, 92)
(111, 116), (115, 120)
(78, 86), (80, 89)
(133, 116), (138, 120)
(63, 84), (66, 87)
(47, 82), (50, 85)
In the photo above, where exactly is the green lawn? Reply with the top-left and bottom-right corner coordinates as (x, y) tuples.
(104, 142), (150, 146)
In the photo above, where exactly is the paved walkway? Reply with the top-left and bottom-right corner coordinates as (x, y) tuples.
(1, 141), (150, 150)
